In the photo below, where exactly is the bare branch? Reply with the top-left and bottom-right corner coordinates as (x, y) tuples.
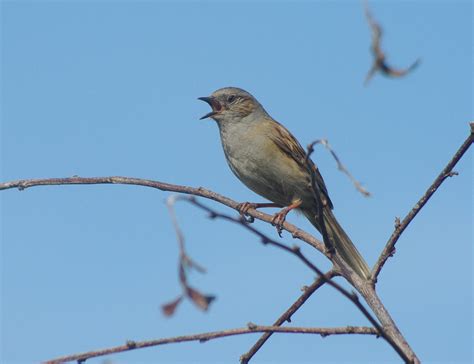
(372, 123), (474, 281)
(0, 174), (420, 362)
(44, 325), (377, 364)
(181, 197), (412, 363)
(363, 0), (420, 85)
(307, 139), (371, 197)
(10, 121), (468, 363)
(0, 176), (326, 255)
(240, 271), (338, 363)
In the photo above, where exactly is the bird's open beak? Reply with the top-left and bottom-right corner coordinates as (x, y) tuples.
(198, 96), (222, 120)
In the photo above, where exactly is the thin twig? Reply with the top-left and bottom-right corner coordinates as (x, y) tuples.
(371, 123), (474, 281)
(182, 197), (412, 363)
(363, 0), (420, 85)
(166, 195), (207, 273)
(44, 325), (377, 364)
(240, 271), (338, 363)
(307, 139), (371, 197)
(163, 196), (215, 315)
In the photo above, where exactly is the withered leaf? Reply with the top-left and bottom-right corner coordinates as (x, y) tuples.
(161, 295), (184, 317)
(186, 286), (216, 311)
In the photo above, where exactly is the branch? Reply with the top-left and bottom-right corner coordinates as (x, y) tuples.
(240, 271), (338, 363)
(44, 325), (377, 364)
(1, 176), (419, 362)
(372, 123), (474, 280)
(180, 197), (412, 363)
(307, 139), (371, 197)
(167, 195), (207, 273)
(0, 176), (326, 255)
(303, 138), (370, 256)
(363, 0), (420, 85)
(11, 127), (461, 362)
(162, 196), (215, 315)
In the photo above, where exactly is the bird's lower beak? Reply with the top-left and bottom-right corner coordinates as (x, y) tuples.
(198, 96), (222, 120)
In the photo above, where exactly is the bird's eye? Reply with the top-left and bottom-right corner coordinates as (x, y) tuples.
(227, 95), (236, 103)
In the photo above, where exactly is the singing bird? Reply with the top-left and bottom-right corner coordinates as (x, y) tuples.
(199, 87), (370, 279)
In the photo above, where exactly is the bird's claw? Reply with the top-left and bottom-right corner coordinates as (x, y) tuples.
(237, 202), (256, 223)
(271, 210), (289, 237)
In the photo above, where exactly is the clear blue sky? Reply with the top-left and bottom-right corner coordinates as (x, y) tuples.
(1, 1), (472, 363)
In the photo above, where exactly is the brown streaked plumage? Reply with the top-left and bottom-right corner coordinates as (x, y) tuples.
(199, 87), (371, 280)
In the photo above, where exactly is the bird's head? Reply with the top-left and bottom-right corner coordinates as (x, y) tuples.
(198, 87), (263, 123)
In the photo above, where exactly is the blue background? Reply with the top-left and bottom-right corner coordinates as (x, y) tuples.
(1, 1), (472, 363)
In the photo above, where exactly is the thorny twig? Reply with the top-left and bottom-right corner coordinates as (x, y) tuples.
(364, 0), (420, 85)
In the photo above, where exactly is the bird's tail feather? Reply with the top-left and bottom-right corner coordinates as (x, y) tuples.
(304, 208), (371, 280)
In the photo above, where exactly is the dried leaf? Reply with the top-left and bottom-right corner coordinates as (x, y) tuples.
(186, 286), (216, 311)
(161, 295), (184, 317)
(364, 0), (419, 85)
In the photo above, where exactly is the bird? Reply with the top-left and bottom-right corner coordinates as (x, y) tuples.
(198, 87), (371, 280)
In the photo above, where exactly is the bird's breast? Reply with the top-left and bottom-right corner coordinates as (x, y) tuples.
(218, 121), (311, 207)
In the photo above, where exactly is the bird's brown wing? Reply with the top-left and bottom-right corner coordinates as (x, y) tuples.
(268, 118), (333, 209)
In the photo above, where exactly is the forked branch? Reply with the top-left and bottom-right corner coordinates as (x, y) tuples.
(240, 271), (338, 363)
(2, 124), (472, 363)
(177, 196), (412, 363)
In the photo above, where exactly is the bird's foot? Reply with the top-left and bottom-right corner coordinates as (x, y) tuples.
(237, 202), (257, 223)
(271, 200), (302, 237)
(237, 202), (281, 223)
(271, 210), (289, 237)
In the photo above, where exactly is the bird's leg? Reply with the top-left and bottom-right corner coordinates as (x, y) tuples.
(271, 200), (303, 236)
(237, 202), (281, 223)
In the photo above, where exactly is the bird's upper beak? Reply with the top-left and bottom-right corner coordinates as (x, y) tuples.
(198, 96), (222, 120)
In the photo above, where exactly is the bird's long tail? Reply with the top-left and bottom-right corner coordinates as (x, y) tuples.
(303, 208), (371, 280)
